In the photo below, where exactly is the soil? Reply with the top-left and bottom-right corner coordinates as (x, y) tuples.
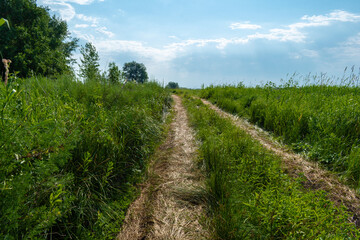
(117, 95), (210, 240)
(201, 98), (360, 227)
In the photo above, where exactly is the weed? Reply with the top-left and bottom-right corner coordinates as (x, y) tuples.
(183, 95), (359, 239)
(0, 75), (170, 239)
(200, 71), (360, 188)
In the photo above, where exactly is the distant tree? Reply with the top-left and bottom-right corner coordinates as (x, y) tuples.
(166, 82), (179, 89)
(79, 42), (100, 82)
(0, 0), (78, 77)
(123, 61), (148, 84)
(107, 62), (122, 84)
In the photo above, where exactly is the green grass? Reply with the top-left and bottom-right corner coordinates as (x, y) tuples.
(0, 76), (171, 239)
(199, 72), (360, 189)
(183, 95), (359, 239)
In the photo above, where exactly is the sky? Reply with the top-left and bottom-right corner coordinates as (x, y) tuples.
(37, 0), (360, 88)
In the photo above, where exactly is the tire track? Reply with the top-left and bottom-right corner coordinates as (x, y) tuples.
(117, 95), (210, 240)
(201, 98), (360, 226)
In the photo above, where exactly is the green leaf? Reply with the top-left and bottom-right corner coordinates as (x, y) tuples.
(0, 18), (10, 29)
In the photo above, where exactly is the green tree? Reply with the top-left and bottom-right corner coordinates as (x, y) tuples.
(79, 42), (100, 82)
(166, 81), (179, 89)
(123, 61), (148, 84)
(107, 62), (122, 84)
(0, 0), (78, 77)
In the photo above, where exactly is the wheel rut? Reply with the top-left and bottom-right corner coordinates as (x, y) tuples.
(117, 95), (209, 240)
(201, 98), (360, 227)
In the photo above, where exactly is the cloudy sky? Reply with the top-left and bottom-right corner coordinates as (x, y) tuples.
(38, 0), (360, 88)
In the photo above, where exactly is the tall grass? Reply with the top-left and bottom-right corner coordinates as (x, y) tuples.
(200, 71), (360, 188)
(0, 76), (171, 239)
(183, 96), (359, 239)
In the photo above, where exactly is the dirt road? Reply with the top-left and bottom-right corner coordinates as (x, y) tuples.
(118, 94), (360, 239)
(117, 95), (209, 240)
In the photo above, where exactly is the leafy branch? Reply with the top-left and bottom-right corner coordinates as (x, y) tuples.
(0, 18), (10, 29)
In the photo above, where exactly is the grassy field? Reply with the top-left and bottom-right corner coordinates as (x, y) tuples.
(199, 73), (360, 189)
(3, 73), (360, 239)
(183, 95), (360, 239)
(0, 76), (170, 239)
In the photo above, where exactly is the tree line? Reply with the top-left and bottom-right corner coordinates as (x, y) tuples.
(0, 0), (149, 84)
(79, 42), (149, 84)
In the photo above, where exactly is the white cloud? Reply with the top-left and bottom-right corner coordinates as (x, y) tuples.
(72, 30), (95, 42)
(302, 49), (319, 58)
(76, 14), (99, 26)
(249, 28), (305, 42)
(290, 53), (301, 60)
(75, 24), (90, 28)
(286, 10), (360, 30)
(69, 8), (360, 71)
(92, 11), (360, 62)
(38, 0), (76, 21)
(37, 0), (104, 21)
(64, 0), (95, 4)
(95, 40), (178, 62)
(151, 10), (360, 54)
(290, 49), (319, 59)
(95, 38), (250, 62)
(73, 14), (114, 39)
(42, 0), (96, 5)
(164, 38), (247, 52)
(328, 32), (360, 58)
(96, 27), (115, 38)
(247, 10), (360, 43)
(344, 32), (360, 46)
(230, 22), (262, 30)
(302, 10), (360, 24)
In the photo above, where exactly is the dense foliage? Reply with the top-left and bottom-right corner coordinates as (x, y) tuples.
(200, 78), (360, 188)
(79, 42), (100, 82)
(107, 62), (123, 84)
(166, 81), (179, 89)
(183, 96), (359, 239)
(123, 61), (148, 84)
(0, 76), (170, 239)
(0, 0), (78, 77)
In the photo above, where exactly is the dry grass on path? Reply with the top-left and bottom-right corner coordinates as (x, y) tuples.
(117, 95), (210, 240)
(201, 98), (360, 227)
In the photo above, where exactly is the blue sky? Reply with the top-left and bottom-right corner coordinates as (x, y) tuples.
(38, 0), (360, 88)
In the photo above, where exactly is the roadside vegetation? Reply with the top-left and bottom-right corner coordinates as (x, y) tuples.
(183, 95), (360, 239)
(1, 2), (168, 238)
(199, 70), (360, 189)
(0, 76), (170, 239)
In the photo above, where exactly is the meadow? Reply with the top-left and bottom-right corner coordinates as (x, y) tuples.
(0, 76), (170, 239)
(199, 71), (360, 189)
(183, 95), (360, 239)
(2, 72), (360, 239)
